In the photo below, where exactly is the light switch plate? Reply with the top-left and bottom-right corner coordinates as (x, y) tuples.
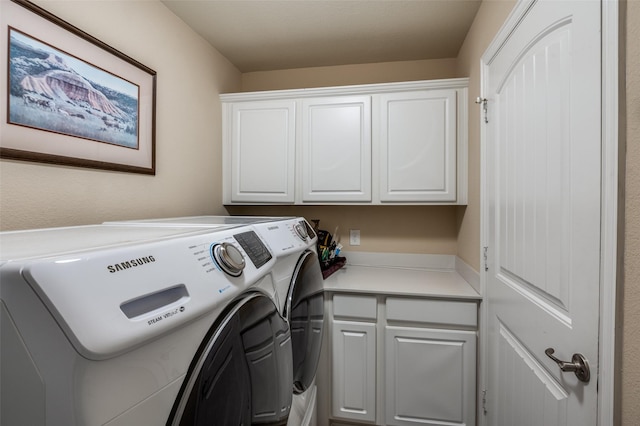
(350, 229), (361, 246)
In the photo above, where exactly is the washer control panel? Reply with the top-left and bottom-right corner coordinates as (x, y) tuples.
(252, 218), (316, 258)
(233, 230), (272, 269)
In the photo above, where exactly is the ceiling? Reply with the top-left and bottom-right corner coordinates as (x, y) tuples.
(161, 0), (482, 73)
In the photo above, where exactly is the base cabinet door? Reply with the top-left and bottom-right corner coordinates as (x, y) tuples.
(332, 320), (376, 423)
(385, 326), (476, 426)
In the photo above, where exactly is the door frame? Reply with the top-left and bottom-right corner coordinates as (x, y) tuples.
(478, 1), (622, 425)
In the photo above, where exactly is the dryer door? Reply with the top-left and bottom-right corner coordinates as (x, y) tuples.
(285, 250), (325, 394)
(167, 292), (293, 426)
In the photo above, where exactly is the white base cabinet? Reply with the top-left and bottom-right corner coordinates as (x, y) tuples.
(385, 327), (476, 426)
(332, 321), (377, 422)
(221, 79), (468, 205)
(326, 294), (478, 426)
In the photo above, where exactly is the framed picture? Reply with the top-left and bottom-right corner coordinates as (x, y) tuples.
(1, 0), (156, 174)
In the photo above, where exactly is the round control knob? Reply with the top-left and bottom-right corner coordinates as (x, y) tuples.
(212, 242), (245, 277)
(294, 223), (308, 241)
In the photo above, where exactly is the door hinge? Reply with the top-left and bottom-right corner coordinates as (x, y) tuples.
(475, 97), (488, 123)
(483, 246), (489, 272)
(482, 389), (488, 415)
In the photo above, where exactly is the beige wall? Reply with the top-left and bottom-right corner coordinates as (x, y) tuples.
(622, 1), (640, 424)
(0, 0), (242, 231)
(241, 58), (459, 91)
(228, 205), (459, 255)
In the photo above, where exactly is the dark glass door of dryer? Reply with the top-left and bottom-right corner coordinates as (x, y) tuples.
(167, 292), (293, 426)
(285, 250), (325, 394)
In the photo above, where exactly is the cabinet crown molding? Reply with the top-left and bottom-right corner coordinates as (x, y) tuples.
(220, 78), (470, 102)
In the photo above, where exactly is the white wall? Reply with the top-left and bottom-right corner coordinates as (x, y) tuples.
(0, 0), (241, 231)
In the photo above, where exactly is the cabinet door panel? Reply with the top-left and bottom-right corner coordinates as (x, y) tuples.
(385, 327), (476, 426)
(302, 96), (371, 202)
(379, 90), (457, 202)
(332, 321), (376, 423)
(230, 101), (296, 203)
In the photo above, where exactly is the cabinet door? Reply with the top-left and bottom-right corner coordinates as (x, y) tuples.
(378, 90), (457, 202)
(301, 96), (371, 202)
(385, 326), (476, 426)
(332, 320), (376, 423)
(229, 100), (296, 203)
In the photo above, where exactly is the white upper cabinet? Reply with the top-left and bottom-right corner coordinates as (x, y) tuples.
(301, 96), (372, 202)
(377, 90), (458, 202)
(220, 79), (468, 205)
(224, 100), (296, 203)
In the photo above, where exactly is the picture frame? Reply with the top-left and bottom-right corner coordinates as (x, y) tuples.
(1, 0), (156, 174)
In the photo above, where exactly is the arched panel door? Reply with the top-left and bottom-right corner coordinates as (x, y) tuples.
(167, 292), (292, 426)
(285, 250), (325, 394)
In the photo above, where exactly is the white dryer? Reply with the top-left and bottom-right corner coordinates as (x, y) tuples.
(0, 223), (293, 425)
(252, 218), (325, 426)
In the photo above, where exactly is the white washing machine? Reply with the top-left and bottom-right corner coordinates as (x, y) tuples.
(0, 223), (294, 425)
(104, 216), (326, 426)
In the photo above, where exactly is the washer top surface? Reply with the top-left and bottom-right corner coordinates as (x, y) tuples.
(0, 224), (219, 261)
(104, 215), (292, 228)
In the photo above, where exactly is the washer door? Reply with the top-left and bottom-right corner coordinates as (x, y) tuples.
(167, 292), (292, 426)
(285, 250), (325, 394)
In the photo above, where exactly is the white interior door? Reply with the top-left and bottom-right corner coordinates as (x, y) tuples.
(482, 1), (601, 425)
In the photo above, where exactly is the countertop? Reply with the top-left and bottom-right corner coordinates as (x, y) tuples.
(322, 263), (481, 301)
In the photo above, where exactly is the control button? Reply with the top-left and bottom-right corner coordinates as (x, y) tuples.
(294, 223), (308, 241)
(212, 242), (245, 277)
